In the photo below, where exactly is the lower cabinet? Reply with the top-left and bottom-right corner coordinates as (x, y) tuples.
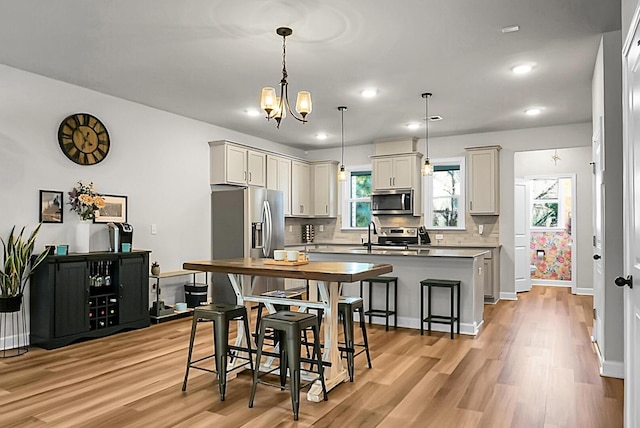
(30, 251), (150, 349)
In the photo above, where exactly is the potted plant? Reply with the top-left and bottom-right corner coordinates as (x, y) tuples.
(0, 224), (49, 312)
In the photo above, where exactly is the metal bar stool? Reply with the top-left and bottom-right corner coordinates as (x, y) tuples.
(338, 296), (372, 382)
(249, 311), (327, 421)
(360, 276), (398, 331)
(419, 278), (461, 339)
(182, 303), (254, 401)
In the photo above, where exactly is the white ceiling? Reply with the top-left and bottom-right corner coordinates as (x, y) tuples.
(0, 0), (621, 150)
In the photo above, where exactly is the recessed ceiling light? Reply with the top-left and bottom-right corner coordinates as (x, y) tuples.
(525, 108), (542, 116)
(361, 89), (378, 98)
(245, 108), (261, 117)
(406, 122), (421, 130)
(502, 25), (520, 33)
(316, 133), (328, 140)
(512, 64), (533, 74)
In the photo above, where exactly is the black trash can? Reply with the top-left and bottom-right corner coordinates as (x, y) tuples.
(184, 283), (209, 308)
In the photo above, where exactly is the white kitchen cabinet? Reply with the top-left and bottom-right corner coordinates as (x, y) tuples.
(291, 160), (311, 216)
(312, 161), (338, 217)
(466, 146), (501, 215)
(209, 141), (266, 187)
(371, 154), (421, 190)
(267, 155), (291, 216)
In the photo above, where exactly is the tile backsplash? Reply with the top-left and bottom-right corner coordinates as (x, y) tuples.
(285, 212), (500, 247)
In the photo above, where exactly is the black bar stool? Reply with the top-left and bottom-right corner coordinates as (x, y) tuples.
(360, 276), (398, 331)
(419, 279), (461, 339)
(249, 311), (327, 421)
(182, 303), (254, 401)
(338, 296), (372, 381)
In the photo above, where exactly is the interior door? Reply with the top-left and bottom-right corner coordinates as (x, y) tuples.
(623, 18), (640, 427)
(514, 179), (531, 293)
(592, 118), (605, 346)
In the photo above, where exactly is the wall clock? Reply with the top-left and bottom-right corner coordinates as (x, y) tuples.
(58, 113), (110, 165)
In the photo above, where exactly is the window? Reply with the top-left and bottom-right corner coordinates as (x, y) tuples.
(341, 168), (372, 229)
(423, 158), (465, 229)
(530, 177), (571, 229)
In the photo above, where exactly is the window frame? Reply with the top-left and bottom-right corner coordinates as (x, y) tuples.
(422, 157), (466, 230)
(341, 165), (372, 231)
(529, 176), (569, 231)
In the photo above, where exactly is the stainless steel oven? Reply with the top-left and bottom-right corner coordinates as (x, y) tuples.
(371, 189), (414, 215)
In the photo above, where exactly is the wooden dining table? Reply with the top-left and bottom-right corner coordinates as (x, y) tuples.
(183, 257), (393, 402)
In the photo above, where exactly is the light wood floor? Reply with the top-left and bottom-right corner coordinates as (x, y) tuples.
(0, 286), (624, 427)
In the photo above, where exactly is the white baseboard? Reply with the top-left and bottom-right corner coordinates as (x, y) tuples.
(0, 331), (29, 351)
(354, 313), (479, 335)
(500, 292), (518, 301)
(576, 287), (594, 296)
(600, 360), (624, 379)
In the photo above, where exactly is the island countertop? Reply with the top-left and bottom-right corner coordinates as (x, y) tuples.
(306, 246), (489, 258)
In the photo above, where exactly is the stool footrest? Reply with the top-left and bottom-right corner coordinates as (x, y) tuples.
(364, 310), (396, 316)
(423, 315), (458, 323)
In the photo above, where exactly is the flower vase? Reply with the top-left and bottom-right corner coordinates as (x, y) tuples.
(75, 220), (91, 253)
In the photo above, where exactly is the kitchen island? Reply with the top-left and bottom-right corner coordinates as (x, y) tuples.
(306, 246), (488, 335)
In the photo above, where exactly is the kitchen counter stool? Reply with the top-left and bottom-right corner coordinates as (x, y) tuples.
(338, 296), (372, 381)
(249, 311), (327, 421)
(420, 279), (461, 339)
(360, 276), (398, 331)
(182, 303), (254, 401)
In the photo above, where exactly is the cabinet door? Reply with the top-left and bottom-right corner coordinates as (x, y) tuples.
(278, 157), (292, 216)
(54, 261), (89, 337)
(313, 163), (331, 216)
(373, 158), (394, 190)
(226, 145), (247, 185)
(467, 148), (500, 215)
(247, 150), (266, 186)
(393, 156), (413, 188)
(119, 255), (149, 324)
(483, 258), (493, 296)
(266, 155), (279, 190)
(291, 161), (310, 216)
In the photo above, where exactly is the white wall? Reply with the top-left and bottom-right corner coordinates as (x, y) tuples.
(0, 65), (306, 305)
(514, 147), (593, 293)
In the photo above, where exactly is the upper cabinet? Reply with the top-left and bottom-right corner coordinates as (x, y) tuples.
(371, 153), (421, 190)
(210, 141), (266, 187)
(291, 160), (311, 216)
(312, 161), (338, 217)
(266, 155), (291, 216)
(466, 145), (501, 215)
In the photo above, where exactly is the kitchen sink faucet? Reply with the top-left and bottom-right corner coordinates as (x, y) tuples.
(366, 221), (377, 252)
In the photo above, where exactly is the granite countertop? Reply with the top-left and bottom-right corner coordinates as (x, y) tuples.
(287, 242), (501, 250)
(307, 246), (490, 258)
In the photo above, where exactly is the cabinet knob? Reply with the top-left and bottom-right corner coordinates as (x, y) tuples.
(614, 275), (633, 288)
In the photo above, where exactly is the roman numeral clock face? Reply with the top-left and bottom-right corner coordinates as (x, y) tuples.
(58, 113), (110, 165)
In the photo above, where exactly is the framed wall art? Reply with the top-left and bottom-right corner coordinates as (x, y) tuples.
(39, 190), (63, 223)
(94, 194), (128, 223)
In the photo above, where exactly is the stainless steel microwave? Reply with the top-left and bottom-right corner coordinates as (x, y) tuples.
(371, 189), (414, 215)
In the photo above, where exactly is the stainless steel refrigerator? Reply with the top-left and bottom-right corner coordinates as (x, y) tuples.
(210, 186), (285, 303)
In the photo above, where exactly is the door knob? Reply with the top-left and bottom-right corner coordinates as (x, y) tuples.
(593, 254), (601, 260)
(614, 275), (633, 289)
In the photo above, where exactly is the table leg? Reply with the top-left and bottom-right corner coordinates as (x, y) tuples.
(307, 280), (348, 402)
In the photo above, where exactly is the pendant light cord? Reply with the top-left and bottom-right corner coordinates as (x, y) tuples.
(341, 108), (345, 165)
(424, 93), (431, 159)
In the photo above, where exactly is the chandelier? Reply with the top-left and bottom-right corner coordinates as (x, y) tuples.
(259, 27), (312, 128)
(421, 92), (433, 176)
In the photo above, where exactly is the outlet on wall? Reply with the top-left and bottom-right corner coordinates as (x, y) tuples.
(435, 234), (444, 240)
(319, 225), (324, 232)
(478, 224), (484, 235)
(289, 225), (293, 232)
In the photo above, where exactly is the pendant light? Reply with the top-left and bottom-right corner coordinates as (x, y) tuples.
(338, 106), (348, 181)
(259, 27), (312, 128)
(421, 92), (433, 176)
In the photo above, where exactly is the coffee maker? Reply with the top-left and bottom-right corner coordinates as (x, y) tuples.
(107, 222), (134, 252)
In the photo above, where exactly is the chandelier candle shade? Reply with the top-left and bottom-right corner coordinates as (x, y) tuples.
(260, 27), (311, 128)
(338, 106), (348, 181)
(421, 92), (433, 176)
